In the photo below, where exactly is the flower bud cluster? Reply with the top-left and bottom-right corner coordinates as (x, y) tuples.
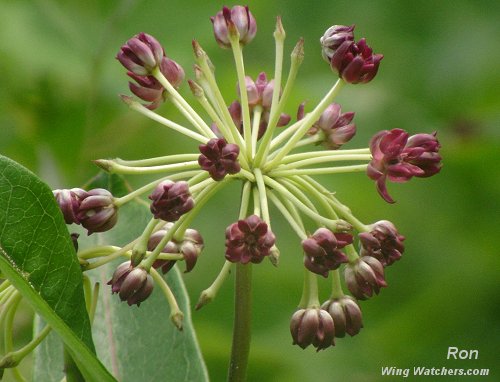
(367, 128), (442, 203)
(53, 188), (118, 235)
(290, 308), (335, 351)
(211, 6), (257, 48)
(198, 138), (241, 181)
(359, 220), (405, 266)
(107, 261), (154, 306)
(149, 180), (194, 221)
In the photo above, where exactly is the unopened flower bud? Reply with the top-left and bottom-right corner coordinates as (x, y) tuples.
(77, 189), (118, 235)
(198, 138), (241, 181)
(117, 33), (164, 75)
(345, 256), (387, 300)
(211, 6), (257, 49)
(53, 188), (87, 224)
(359, 220), (405, 266)
(290, 308), (335, 351)
(107, 261), (154, 306)
(308, 103), (356, 149)
(225, 215), (276, 264)
(321, 296), (363, 337)
(149, 180), (194, 221)
(320, 24), (355, 63)
(302, 228), (352, 277)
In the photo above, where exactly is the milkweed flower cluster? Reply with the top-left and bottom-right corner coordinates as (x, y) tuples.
(52, 5), (441, 353)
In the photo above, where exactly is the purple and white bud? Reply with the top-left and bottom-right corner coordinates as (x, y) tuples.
(77, 189), (118, 235)
(53, 188), (87, 225)
(290, 308), (335, 351)
(308, 103), (356, 149)
(344, 256), (387, 300)
(107, 261), (154, 306)
(320, 25), (355, 63)
(117, 33), (164, 75)
(321, 296), (363, 337)
(211, 6), (257, 49)
(149, 180), (194, 222)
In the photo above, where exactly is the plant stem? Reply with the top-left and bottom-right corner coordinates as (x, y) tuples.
(63, 347), (85, 382)
(268, 164), (368, 177)
(227, 262), (252, 382)
(115, 153), (199, 167)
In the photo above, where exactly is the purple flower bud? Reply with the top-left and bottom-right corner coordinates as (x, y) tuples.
(320, 25), (355, 63)
(211, 6), (257, 49)
(367, 129), (442, 203)
(149, 180), (194, 221)
(308, 103), (356, 149)
(77, 189), (118, 235)
(290, 308), (335, 351)
(321, 296), (363, 337)
(344, 256), (387, 300)
(330, 37), (383, 84)
(198, 138), (241, 181)
(225, 215), (276, 264)
(148, 223), (204, 273)
(53, 188), (88, 224)
(302, 228), (352, 277)
(107, 261), (154, 306)
(117, 33), (164, 75)
(359, 220), (405, 267)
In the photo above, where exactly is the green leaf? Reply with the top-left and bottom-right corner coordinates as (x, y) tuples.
(0, 154), (115, 381)
(34, 173), (209, 382)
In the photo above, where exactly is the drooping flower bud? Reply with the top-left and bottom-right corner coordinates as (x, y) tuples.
(321, 296), (363, 337)
(148, 223), (204, 273)
(329, 35), (383, 84)
(308, 103), (356, 149)
(225, 215), (276, 264)
(53, 188), (88, 224)
(302, 228), (352, 277)
(290, 308), (335, 351)
(116, 33), (164, 76)
(198, 138), (241, 181)
(149, 180), (194, 222)
(211, 6), (257, 49)
(320, 25), (355, 63)
(107, 261), (154, 306)
(359, 220), (405, 267)
(367, 129), (442, 203)
(77, 189), (118, 235)
(344, 256), (387, 300)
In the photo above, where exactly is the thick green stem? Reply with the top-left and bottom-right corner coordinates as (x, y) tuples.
(227, 263), (252, 382)
(63, 347), (85, 382)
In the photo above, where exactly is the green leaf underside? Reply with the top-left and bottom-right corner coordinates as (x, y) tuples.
(0, 155), (115, 381)
(34, 173), (209, 382)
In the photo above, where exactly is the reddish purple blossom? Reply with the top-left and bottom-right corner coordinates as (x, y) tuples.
(359, 220), (405, 267)
(328, 31), (383, 84)
(211, 6), (257, 48)
(53, 188), (87, 225)
(198, 138), (241, 181)
(116, 33), (164, 76)
(307, 103), (356, 149)
(367, 128), (442, 203)
(149, 180), (194, 221)
(107, 261), (154, 306)
(290, 308), (335, 351)
(321, 296), (363, 337)
(225, 215), (276, 264)
(302, 228), (352, 277)
(344, 256), (387, 300)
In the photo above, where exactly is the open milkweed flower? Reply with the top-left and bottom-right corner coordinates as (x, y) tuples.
(359, 220), (405, 267)
(225, 215), (276, 264)
(367, 128), (442, 203)
(211, 5), (257, 48)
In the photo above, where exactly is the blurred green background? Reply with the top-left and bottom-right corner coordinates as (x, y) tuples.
(1, 0), (499, 381)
